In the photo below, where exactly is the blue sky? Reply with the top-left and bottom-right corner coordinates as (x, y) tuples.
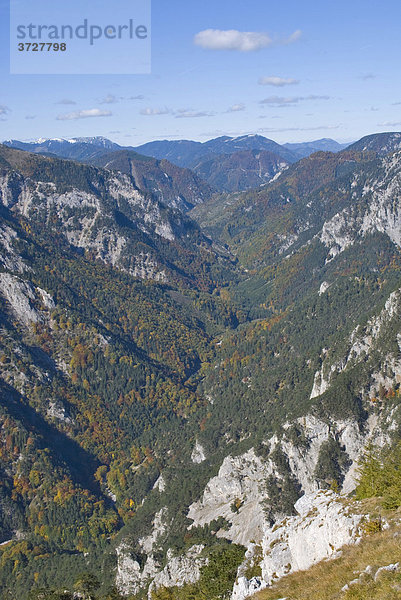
(1, 0), (401, 145)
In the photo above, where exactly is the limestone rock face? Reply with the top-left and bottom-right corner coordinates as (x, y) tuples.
(115, 543), (144, 597)
(187, 412), (385, 548)
(47, 401), (72, 424)
(310, 285), (401, 401)
(317, 151), (401, 263)
(0, 167), (185, 283)
(115, 547), (161, 597)
(232, 491), (362, 600)
(187, 449), (272, 546)
(116, 543), (206, 598)
(0, 273), (42, 326)
(153, 474), (166, 492)
(261, 491), (362, 583)
(0, 223), (28, 273)
(150, 545), (207, 596)
(139, 507), (169, 554)
(191, 440), (206, 464)
(318, 281), (330, 295)
(231, 576), (266, 600)
(0, 273), (57, 329)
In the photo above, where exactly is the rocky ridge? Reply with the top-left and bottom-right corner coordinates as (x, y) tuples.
(0, 145), (227, 286)
(115, 408), (396, 598)
(310, 284), (401, 401)
(232, 490), (363, 600)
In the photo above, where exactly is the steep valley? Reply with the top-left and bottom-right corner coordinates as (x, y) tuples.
(1, 133), (401, 600)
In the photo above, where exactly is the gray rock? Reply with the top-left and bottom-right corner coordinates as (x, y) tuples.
(374, 562), (399, 581)
(0, 273), (41, 326)
(191, 440), (206, 464)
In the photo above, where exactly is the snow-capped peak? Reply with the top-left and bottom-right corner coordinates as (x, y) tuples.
(35, 137), (66, 144)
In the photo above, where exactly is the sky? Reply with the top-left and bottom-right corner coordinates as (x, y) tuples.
(1, 0), (401, 146)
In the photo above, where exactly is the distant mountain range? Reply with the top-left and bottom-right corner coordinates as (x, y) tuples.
(134, 134), (348, 166)
(283, 138), (350, 159)
(3, 137), (214, 211)
(3, 134), (352, 196)
(3, 136), (122, 160)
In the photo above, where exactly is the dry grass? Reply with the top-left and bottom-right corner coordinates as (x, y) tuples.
(255, 503), (401, 600)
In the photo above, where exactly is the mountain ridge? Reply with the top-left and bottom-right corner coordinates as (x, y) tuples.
(2, 139), (215, 210)
(3, 134), (355, 196)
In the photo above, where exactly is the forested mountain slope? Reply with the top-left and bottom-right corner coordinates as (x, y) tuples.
(1, 134), (401, 600)
(134, 135), (298, 168)
(0, 146), (243, 598)
(3, 139), (215, 212)
(189, 149), (289, 193)
(347, 131), (401, 155)
(0, 145), (231, 287)
(88, 150), (214, 212)
(283, 138), (350, 159)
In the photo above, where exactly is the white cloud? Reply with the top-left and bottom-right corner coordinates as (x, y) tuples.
(56, 99), (76, 105)
(129, 95), (145, 100)
(198, 123), (336, 139)
(56, 109), (112, 120)
(378, 121), (401, 127)
(306, 94), (331, 101)
(260, 96), (298, 105)
(101, 94), (118, 104)
(258, 125), (340, 133)
(140, 107), (214, 118)
(175, 110), (215, 119)
(260, 95), (330, 106)
(194, 29), (272, 51)
(194, 28), (302, 51)
(0, 105), (11, 116)
(25, 115), (36, 120)
(226, 103), (246, 113)
(259, 76), (299, 87)
(140, 107), (172, 116)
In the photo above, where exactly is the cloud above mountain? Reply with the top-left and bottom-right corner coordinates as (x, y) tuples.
(378, 120), (401, 126)
(56, 109), (112, 120)
(258, 124), (339, 133)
